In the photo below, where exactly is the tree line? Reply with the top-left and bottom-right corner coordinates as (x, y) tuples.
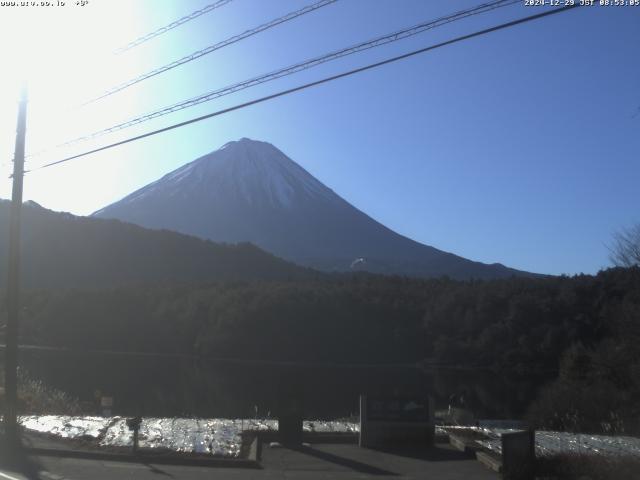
(2, 266), (639, 431)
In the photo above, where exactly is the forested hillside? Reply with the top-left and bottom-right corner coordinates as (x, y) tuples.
(11, 268), (638, 366)
(0, 201), (312, 288)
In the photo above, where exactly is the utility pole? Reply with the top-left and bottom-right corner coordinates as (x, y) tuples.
(4, 84), (28, 447)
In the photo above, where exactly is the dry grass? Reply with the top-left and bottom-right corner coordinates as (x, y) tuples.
(0, 369), (87, 415)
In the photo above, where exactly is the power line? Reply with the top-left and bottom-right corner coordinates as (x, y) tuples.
(31, 4), (579, 173)
(113, 0), (235, 55)
(58, 0), (518, 149)
(84, 0), (338, 105)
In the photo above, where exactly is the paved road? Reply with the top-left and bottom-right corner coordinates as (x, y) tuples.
(2, 443), (498, 480)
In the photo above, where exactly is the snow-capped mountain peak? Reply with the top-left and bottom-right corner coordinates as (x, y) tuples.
(106, 138), (335, 211)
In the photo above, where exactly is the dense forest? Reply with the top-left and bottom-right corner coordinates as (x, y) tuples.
(2, 266), (639, 431)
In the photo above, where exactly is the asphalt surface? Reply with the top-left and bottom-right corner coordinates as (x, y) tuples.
(1, 442), (498, 480)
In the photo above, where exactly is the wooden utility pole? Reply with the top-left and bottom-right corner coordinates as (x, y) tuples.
(4, 84), (28, 446)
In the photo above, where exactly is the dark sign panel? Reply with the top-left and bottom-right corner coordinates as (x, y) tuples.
(366, 397), (429, 422)
(502, 430), (535, 480)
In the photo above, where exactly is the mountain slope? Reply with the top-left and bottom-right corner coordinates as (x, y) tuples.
(93, 138), (532, 280)
(0, 200), (310, 289)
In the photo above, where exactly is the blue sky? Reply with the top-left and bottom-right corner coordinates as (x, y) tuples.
(0, 0), (638, 276)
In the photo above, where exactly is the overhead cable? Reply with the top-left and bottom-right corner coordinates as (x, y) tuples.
(61, 0), (519, 148)
(86, 0), (338, 104)
(113, 0), (235, 54)
(31, 4), (580, 172)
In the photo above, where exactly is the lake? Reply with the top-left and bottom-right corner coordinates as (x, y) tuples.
(13, 348), (545, 420)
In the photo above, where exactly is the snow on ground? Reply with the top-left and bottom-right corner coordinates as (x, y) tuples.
(100, 418), (243, 457)
(21, 415), (640, 459)
(19, 415), (111, 440)
(303, 420), (359, 433)
(443, 425), (640, 458)
(18, 416), (357, 457)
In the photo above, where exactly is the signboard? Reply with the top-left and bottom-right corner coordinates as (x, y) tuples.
(366, 397), (430, 422)
(502, 430), (535, 480)
(359, 395), (434, 448)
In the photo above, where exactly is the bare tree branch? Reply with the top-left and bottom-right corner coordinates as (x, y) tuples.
(609, 224), (640, 267)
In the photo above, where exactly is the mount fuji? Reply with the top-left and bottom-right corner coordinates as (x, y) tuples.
(93, 138), (531, 279)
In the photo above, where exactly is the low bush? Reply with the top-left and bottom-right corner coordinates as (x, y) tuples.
(537, 453), (640, 480)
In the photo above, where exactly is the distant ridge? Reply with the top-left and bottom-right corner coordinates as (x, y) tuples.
(0, 200), (310, 289)
(93, 138), (535, 280)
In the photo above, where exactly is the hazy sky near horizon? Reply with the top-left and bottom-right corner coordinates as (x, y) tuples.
(0, 0), (638, 276)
